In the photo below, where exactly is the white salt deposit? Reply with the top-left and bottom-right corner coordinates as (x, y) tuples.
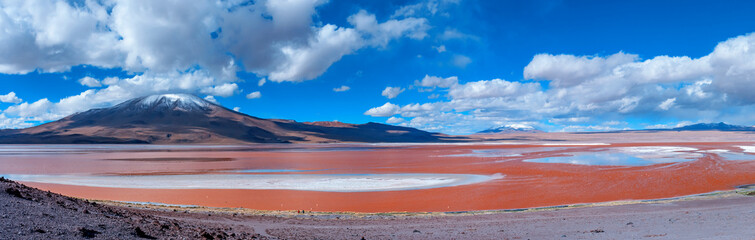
(616, 146), (702, 159)
(4, 173), (502, 192)
(739, 146), (755, 153)
(540, 143), (610, 146)
(697, 149), (730, 153)
(525, 146), (703, 166)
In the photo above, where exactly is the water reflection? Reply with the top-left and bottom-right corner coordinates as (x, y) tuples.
(442, 148), (566, 158)
(718, 152), (755, 161)
(530, 152), (690, 166)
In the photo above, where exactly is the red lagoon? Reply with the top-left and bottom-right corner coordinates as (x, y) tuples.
(1, 142), (754, 212)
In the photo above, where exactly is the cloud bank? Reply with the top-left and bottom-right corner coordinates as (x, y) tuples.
(0, 0), (429, 128)
(0, 0), (428, 81)
(368, 32), (755, 134)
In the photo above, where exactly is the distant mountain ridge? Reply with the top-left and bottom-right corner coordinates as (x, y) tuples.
(573, 122), (755, 134)
(475, 122), (755, 135)
(667, 122), (755, 131)
(0, 94), (460, 144)
(477, 125), (544, 134)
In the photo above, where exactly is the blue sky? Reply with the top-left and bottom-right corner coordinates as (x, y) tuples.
(1, 0), (754, 134)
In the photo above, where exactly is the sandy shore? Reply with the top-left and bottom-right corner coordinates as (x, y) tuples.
(3, 177), (754, 239)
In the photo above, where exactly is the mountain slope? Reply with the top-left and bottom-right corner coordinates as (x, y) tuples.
(0, 94), (456, 144)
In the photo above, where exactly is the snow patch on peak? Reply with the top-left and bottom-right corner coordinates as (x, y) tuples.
(141, 94), (205, 105)
(502, 124), (534, 130)
(126, 93), (213, 112)
(477, 124), (543, 134)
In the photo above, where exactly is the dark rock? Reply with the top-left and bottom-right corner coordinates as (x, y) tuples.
(79, 228), (101, 238)
(201, 231), (214, 239)
(6, 187), (28, 200)
(135, 227), (157, 239)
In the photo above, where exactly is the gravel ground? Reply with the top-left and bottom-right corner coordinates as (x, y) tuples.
(0, 177), (264, 239)
(2, 177), (754, 239)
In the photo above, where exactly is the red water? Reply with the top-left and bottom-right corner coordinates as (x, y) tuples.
(2, 142), (754, 212)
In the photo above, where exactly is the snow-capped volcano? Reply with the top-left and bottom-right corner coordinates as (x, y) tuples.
(114, 93), (213, 112)
(0, 94), (452, 144)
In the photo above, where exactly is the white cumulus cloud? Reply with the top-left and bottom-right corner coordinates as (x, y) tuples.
(381, 87), (405, 99)
(3, 98), (56, 120)
(452, 54), (471, 68)
(0, 113), (31, 129)
(1, 70), (245, 127)
(246, 91), (261, 99)
(364, 102), (400, 117)
(415, 75), (458, 88)
(434, 45), (446, 53)
(0, 0), (432, 128)
(78, 77), (102, 87)
(448, 79), (540, 99)
(203, 95), (218, 104)
(658, 98), (676, 110)
(200, 83), (238, 97)
(386, 116), (405, 124)
(364, 32), (755, 134)
(0, 92), (22, 103)
(333, 85), (351, 92)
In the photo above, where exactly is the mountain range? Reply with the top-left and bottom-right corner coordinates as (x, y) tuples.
(0, 94), (457, 144)
(666, 122), (755, 131)
(476, 122), (755, 135)
(476, 125), (544, 134)
(1, 94), (751, 144)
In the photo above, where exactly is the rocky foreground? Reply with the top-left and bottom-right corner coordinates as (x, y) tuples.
(0, 177), (264, 239)
(1, 177), (754, 239)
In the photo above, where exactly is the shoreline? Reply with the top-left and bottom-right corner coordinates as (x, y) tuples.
(93, 185), (755, 217)
(3, 177), (754, 239)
